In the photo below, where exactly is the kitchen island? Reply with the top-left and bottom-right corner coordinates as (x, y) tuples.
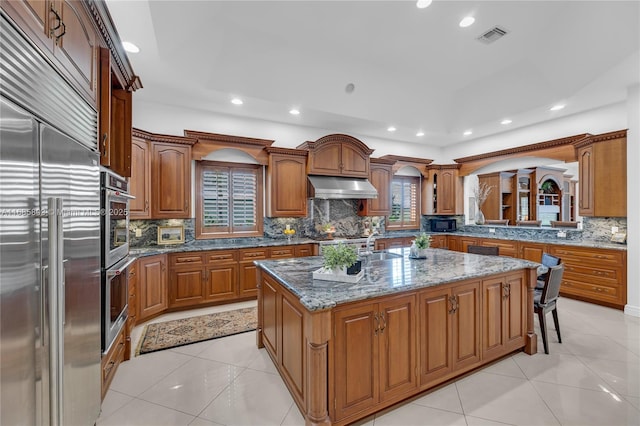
(255, 248), (540, 426)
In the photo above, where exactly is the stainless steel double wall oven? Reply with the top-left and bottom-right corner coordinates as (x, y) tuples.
(101, 168), (134, 353)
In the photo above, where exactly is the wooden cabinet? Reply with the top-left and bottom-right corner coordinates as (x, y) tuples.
(429, 235), (447, 249)
(129, 137), (151, 218)
(375, 236), (413, 250)
(425, 165), (463, 215)
(137, 254), (168, 322)
(298, 134), (373, 178)
(124, 260), (138, 361)
(519, 241), (547, 262)
(358, 158), (395, 216)
(481, 273), (526, 362)
(266, 148), (308, 217)
(168, 253), (206, 308)
(151, 142), (191, 218)
(204, 250), (238, 302)
(459, 236), (479, 253)
(333, 294), (417, 420)
(3, 0), (98, 105)
(478, 171), (515, 223)
(576, 130), (627, 217)
(101, 325), (125, 399)
(481, 239), (517, 257)
(548, 245), (626, 309)
(419, 280), (480, 387)
(238, 248), (269, 298)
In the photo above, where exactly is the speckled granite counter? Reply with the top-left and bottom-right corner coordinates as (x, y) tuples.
(377, 228), (626, 251)
(256, 247), (539, 311)
(130, 237), (317, 257)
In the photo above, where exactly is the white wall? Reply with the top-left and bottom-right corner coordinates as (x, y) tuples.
(132, 100), (439, 159)
(626, 84), (639, 317)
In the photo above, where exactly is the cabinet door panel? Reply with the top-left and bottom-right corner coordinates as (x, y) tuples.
(56, 0), (97, 103)
(519, 242), (546, 262)
(341, 144), (368, 177)
(151, 143), (191, 218)
(2, 0), (53, 52)
(505, 274), (526, 350)
(137, 255), (167, 321)
(281, 297), (304, 398)
(419, 288), (451, 385)
(205, 264), (237, 302)
(378, 295), (417, 400)
(578, 146), (594, 215)
(452, 282), (480, 369)
(268, 155), (307, 217)
(334, 304), (378, 420)
(130, 138), (151, 218)
(310, 143), (341, 175)
(261, 277), (278, 358)
(482, 277), (505, 359)
(238, 262), (259, 298)
(169, 268), (205, 307)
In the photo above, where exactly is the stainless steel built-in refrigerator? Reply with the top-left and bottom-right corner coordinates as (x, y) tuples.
(0, 13), (101, 426)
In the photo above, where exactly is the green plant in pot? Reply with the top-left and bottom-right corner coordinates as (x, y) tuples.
(414, 232), (431, 257)
(322, 243), (361, 275)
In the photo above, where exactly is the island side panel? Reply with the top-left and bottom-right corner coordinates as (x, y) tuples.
(524, 266), (538, 354)
(257, 268), (332, 426)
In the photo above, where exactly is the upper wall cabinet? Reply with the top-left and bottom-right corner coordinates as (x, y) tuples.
(130, 129), (195, 220)
(358, 158), (395, 217)
(424, 165), (463, 215)
(576, 130), (627, 217)
(3, 0), (97, 105)
(298, 134), (374, 178)
(130, 136), (151, 219)
(266, 147), (308, 217)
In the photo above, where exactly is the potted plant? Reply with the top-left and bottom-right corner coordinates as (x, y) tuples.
(414, 232), (431, 257)
(322, 243), (360, 275)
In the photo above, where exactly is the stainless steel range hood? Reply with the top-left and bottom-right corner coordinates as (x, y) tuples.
(307, 175), (378, 199)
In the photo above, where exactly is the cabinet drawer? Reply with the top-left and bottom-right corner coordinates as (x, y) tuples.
(170, 253), (204, 266)
(549, 247), (624, 265)
(560, 278), (620, 302)
(239, 248), (268, 261)
(270, 247), (295, 258)
(102, 330), (125, 392)
(206, 250), (237, 263)
(563, 265), (622, 286)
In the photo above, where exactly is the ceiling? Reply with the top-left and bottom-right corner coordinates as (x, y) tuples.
(105, 0), (640, 149)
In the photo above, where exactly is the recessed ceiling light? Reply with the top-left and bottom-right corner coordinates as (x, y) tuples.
(289, 109), (300, 115)
(416, 0), (432, 9)
(459, 16), (475, 28)
(501, 119), (512, 125)
(231, 98), (243, 105)
(416, 131), (425, 137)
(387, 126), (397, 132)
(122, 41), (140, 53)
(550, 104), (565, 111)
(463, 130), (473, 136)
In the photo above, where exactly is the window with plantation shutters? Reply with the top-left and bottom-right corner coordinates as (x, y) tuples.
(196, 161), (263, 238)
(388, 176), (420, 229)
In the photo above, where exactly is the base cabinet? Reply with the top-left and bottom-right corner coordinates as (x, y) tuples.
(482, 273), (526, 362)
(333, 294), (417, 420)
(137, 254), (168, 323)
(419, 280), (480, 387)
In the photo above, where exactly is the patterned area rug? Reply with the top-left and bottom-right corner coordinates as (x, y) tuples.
(136, 307), (257, 355)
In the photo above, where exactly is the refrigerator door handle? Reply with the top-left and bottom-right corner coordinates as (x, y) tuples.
(47, 197), (64, 426)
(40, 265), (49, 347)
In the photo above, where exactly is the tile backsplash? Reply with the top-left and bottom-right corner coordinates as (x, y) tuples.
(129, 208), (626, 248)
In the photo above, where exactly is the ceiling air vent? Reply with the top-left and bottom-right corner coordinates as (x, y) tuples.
(476, 26), (508, 44)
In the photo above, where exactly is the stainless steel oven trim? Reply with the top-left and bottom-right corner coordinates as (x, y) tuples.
(103, 189), (131, 268)
(102, 256), (131, 353)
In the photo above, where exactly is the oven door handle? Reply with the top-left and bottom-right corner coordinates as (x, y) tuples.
(107, 189), (136, 200)
(106, 257), (136, 278)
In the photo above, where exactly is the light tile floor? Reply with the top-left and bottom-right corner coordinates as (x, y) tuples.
(99, 298), (640, 426)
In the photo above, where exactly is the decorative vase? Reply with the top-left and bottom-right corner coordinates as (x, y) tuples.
(474, 208), (485, 225)
(417, 248), (428, 258)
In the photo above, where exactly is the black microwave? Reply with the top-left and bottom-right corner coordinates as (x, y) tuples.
(430, 218), (457, 233)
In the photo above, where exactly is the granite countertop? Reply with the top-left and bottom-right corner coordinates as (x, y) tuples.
(130, 237), (317, 257)
(378, 229), (626, 251)
(256, 247), (540, 311)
